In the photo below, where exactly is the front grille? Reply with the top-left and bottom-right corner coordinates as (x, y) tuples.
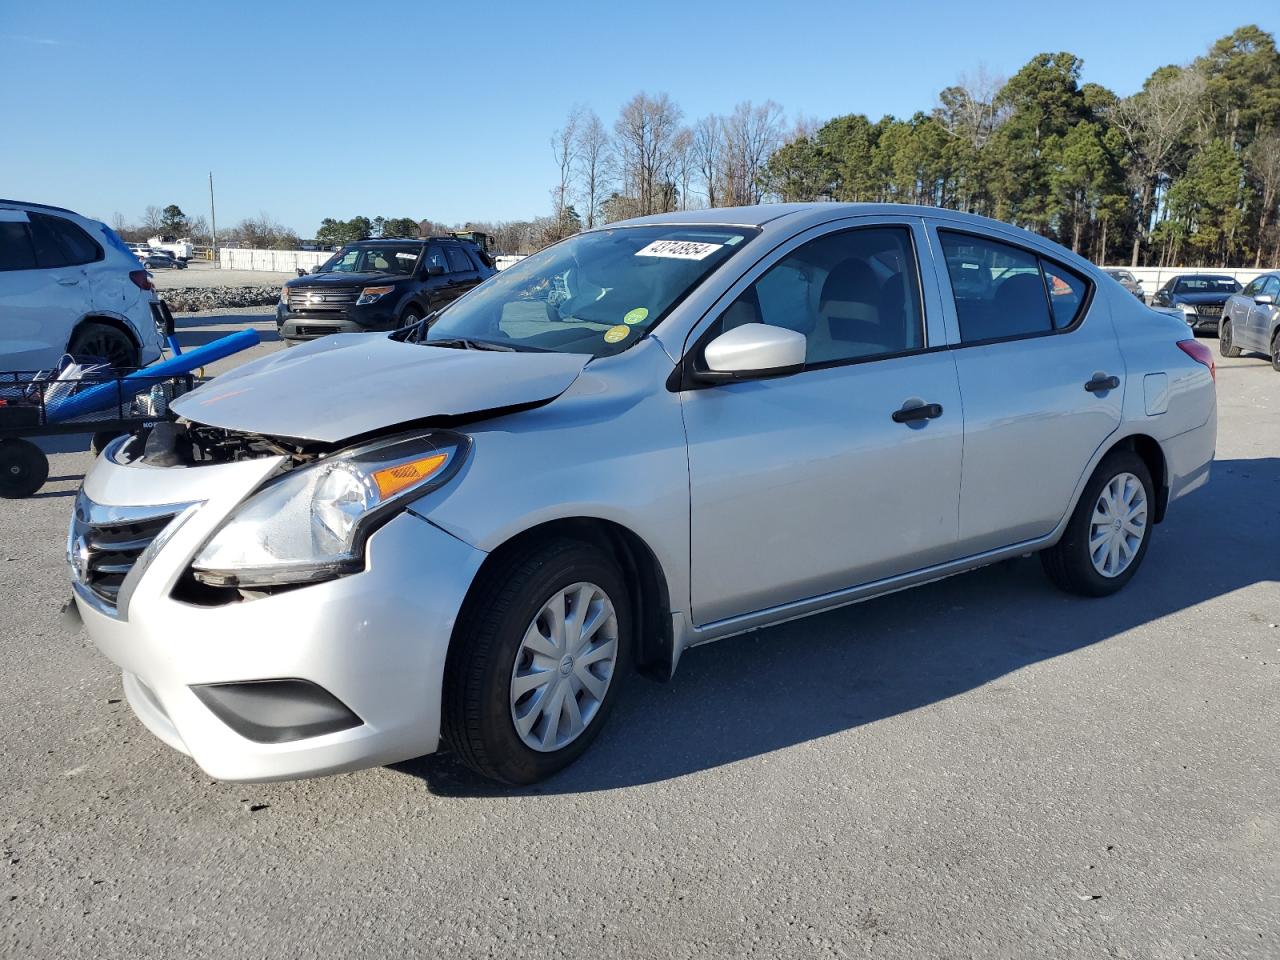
(69, 494), (188, 616)
(287, 287), (358, 315)
(1194, 303), (1222, 317)
(293, 325), (341, 337)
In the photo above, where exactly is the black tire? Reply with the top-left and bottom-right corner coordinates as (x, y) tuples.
(399, 307), (424, 329)
(67, 322), (137, 369)
(1271, 330), (1280, 373)
(442, 538), (631, 784)
(1040, 449), (1154, 597)
(0, 439), (50, 498)
(1220, 320), (1241, 357)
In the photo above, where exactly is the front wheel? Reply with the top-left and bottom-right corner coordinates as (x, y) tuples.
(442, 539), (630, 784)
(1040, 450), (1154, 597)
(1220, 320), (1241, 357)
(399, 307), (423, 329)
(1271, 330), (1280, 372)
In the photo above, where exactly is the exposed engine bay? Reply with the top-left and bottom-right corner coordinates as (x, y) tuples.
(114, 420), (327, 469)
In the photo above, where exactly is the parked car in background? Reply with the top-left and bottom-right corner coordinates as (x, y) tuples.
(1104, 268), (1144, 300)
(140, 250), (185, 269)
(0, 199), (167, 370)
(71, 204), (1217, 786)
(1219, 271), (1280, 370)
(1149, 274), (1242, 333)
(147, 235), (194, 262)
(125, 242), (151, 260)
(276, 236), (496, 343)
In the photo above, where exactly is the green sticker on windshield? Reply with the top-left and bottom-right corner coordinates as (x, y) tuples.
(624, 307), (649, 326)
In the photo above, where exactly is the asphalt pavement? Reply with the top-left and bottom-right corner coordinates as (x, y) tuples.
(2, 319), (1276, 959)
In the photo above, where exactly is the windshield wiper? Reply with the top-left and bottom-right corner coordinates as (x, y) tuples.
(426, 337), (517, 352)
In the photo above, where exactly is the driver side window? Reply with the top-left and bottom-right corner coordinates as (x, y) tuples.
(715, 226), (925, 366)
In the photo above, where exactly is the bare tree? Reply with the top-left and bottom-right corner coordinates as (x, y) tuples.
(693, 114), (724, 208)
(721, 100), (785, 206)
(1109, 65), (1206, 266)
(1246, 128), (1280, 267)
(614, 92), (685, 216)
(551, 106), (582, 228)
(938, 65), (1008, 149)
(672, 128), (695, 210)
(141, 205), (164, 234)
(574, 110), (611, 229)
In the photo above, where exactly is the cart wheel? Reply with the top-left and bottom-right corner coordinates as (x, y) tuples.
(92, 430), (125, 455)
(0, 439), (50, 498)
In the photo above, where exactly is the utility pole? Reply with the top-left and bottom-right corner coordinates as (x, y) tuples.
(208, 171), (218, 267)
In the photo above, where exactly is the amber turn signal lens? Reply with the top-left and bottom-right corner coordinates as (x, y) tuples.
(372, 453), (449, 499)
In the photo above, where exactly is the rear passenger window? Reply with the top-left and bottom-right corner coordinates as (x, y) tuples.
(1041, 261), (1089, 328)
(27, 215), (72, 269)
(0, 221), (37, 271)
(33, 213), (101, 265)
(940, 233), (1050, 342)
(444, 245), (473, 273)
(714, 225), (925, 365)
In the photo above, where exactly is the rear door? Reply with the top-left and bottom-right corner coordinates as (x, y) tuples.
(442, 243), (481, 300)
(929, 224), (1124, 556)
(0, 209), (90, 370)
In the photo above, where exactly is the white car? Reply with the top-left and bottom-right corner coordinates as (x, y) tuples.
(0, 200), (168, 370)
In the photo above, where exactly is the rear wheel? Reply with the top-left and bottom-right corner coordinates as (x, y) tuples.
(1219, 320), (1241, 357)
(443, 538), (630, 784)
(1041, 450), (1154, 597)
(68, 322), (137, 369)
(0, 439), (49, 498)
(1271, 330), (1280, 372)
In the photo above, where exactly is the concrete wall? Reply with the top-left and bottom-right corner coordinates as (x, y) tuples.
(218, 248), (330, 272)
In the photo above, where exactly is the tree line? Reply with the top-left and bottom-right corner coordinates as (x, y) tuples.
(548, 25), (1280, 267)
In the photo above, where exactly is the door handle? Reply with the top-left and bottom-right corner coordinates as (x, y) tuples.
(1084, 374), (1120, 393)
(892, 402), (943, 423)
(56, 277), (80, 286)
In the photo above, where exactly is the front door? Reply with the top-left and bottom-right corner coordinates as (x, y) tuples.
(931, 225), (1124, 555)
(1245, 275), (1280, 351)
(681, 221), (963, 626)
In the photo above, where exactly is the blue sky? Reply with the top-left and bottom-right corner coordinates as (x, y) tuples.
(2, 1), (1276, 236)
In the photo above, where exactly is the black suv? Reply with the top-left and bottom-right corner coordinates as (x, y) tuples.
(277, 237), (496, 343)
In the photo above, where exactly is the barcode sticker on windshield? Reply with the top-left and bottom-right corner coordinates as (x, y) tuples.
(635, 240), (724, 260)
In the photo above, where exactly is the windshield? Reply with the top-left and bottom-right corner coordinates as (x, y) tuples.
(321, 244), (421, 275)
(1176, 276), (1239, 293)
(420, 225), (755, 356)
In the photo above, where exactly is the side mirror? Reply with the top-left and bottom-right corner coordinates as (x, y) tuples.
(695, 323), (806, 383)
(1255, 293), (1276, 305)
(424, 263), (445, 277)
(310, 265), (324, 274)
(296, 267), (307, 277)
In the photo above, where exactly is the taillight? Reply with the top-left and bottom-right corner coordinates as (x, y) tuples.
(1177, 338), (1215, 382)
(129, 270), (154, 291)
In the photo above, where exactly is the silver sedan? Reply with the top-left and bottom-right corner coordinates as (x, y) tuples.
(69, 204), (1218, 785)
(1220, 271), (1280, 370)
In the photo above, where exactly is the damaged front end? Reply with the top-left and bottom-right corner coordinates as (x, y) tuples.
(111, 418), (469, 598)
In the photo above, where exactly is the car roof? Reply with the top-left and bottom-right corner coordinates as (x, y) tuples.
(0, 198), (80, 216)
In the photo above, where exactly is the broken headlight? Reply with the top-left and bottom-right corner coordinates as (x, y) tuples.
(191, 431), (469, 587)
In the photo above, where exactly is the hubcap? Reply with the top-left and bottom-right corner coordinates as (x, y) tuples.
(1088, 472), (1147, 578)
(509, 581), (619, 752)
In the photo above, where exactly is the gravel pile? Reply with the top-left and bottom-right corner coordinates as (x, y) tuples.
(161, 285), (282, 313)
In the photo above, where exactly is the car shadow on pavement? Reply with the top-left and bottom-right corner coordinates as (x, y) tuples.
(392, 456), (1279, 797)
